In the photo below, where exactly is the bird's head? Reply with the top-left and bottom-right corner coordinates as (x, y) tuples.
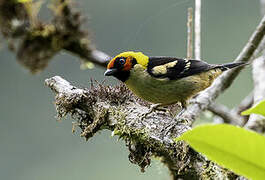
(104, 51), (149, 82)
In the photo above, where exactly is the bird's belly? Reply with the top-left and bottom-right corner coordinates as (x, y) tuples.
(125, 75), (201, 105)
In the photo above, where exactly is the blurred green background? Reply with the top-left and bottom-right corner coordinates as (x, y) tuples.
(0, 0), (260, 179)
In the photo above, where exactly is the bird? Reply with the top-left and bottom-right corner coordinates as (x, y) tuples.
(104, 51), (244, 116)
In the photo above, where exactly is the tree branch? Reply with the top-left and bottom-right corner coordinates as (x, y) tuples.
(0, 0), (109, 73)
(208, 103), (244, 125)
(243, 0), (265, 133)
(45, 76), (237, 180)
(244, 56), (265, 132)
(64, 43), (109, 68)
(179, 15), (265, 125)
(235, 92), (253, 115)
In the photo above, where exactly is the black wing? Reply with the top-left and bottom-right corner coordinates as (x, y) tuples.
(147, 56), (214, 80)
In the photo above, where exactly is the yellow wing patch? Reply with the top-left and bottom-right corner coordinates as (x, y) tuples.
(114, 51), (149, 68)
(152, 61), (178, 75)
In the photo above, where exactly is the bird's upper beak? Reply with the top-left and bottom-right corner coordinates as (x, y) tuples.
(104, 68), (118, 76)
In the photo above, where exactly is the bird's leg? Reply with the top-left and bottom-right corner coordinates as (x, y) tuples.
(176, 101), (187, 118)
(176, 107), (186, 118)
(140, 103), (166, 120)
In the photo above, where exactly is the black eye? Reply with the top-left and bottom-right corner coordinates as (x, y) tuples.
(119, 58), (126, 65)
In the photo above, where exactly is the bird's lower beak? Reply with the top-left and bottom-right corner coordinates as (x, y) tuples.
(104, 68), (118, 76)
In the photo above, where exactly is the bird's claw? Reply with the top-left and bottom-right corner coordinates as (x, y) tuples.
(176, 107), (186, 119)
(140, 103), (166, 120)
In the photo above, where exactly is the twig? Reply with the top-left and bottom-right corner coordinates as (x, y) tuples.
(180, 15), (265, 125)
(63, 44), (110, 68)
(234, 92), (253, 115)
(208, 92), (253, 126)
(208, 103), (244, 125)
(91, 50), (110, 67)
(243, 0), (265, 133)
(187, 7), (193, 59)
(194, 0), (201, 59)
(244, 56), (265, 132)
(251, 35), (265, 59)
(232, 92), (253, 124)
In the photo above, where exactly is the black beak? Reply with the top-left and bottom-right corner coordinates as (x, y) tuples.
(104, 68), (118, 76)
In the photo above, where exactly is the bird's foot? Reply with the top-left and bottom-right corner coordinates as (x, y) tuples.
(140, 103), (166, 120)
(176, 107), (186, 119)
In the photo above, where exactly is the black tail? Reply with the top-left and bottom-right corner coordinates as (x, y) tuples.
(218, 62), (246, 71)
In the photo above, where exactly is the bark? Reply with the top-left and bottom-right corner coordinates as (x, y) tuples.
(45, 76), (237, 180)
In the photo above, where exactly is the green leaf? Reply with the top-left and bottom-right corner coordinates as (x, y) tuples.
(241, 100), (265, 117)
(175, 124), (265, 180)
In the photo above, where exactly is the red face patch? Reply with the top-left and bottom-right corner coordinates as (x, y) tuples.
(107, 56), (133, 72)
(122, 56), (133, 71)
(107, 59), (115, 69)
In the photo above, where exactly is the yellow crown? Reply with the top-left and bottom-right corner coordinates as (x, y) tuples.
(114, 51), (149, 68)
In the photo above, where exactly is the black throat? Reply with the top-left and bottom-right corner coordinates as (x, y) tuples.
(113, 71), (130, 82)
(110, 57), (137, 82)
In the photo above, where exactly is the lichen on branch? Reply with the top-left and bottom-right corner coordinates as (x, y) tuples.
(45, 76), (236, 179)
(0, 0), (108, 73)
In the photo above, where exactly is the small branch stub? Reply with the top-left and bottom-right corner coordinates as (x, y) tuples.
(187, 7), (193, 59)
(194, 0), (201, 60)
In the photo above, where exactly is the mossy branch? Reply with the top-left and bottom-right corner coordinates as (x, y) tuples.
(45, 76), (237, 179)
(0, 0), (109, 73)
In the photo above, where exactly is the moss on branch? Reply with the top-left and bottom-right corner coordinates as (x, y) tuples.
(0, 0), (107, 73)
(45, 76), (236, 179)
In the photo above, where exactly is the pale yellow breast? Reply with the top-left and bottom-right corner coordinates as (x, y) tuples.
(125, 65), (222, 105)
